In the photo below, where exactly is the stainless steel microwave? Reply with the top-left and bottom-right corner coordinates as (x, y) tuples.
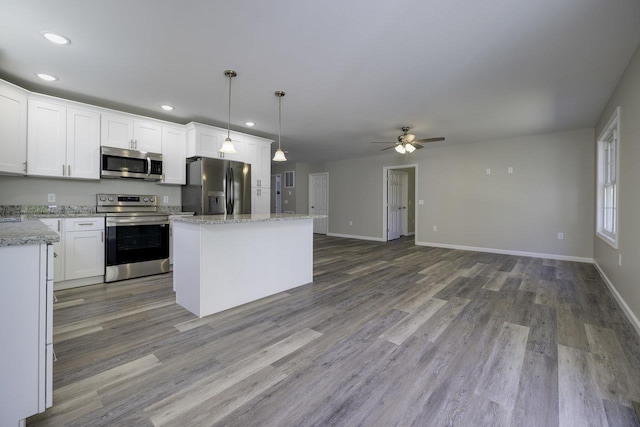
(101, 146), (163, 181)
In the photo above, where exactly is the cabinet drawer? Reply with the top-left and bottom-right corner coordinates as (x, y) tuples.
(65, 217), (104, 231)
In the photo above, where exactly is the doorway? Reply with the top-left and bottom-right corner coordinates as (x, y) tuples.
(383, 165), (417, 242)
(271, 174), (281, 214)
(309, 172), (329, 234)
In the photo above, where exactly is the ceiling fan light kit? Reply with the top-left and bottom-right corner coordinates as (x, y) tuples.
(372, 126), (445, 154)
(220, 69), (238, 154)
(273, 90), (287, 162)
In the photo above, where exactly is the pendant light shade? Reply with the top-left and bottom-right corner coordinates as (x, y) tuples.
(405, 143), (416, 153)
(395, 144), (406, 154)
(220, 70), (237, 154)
(273, 91), (287, 162)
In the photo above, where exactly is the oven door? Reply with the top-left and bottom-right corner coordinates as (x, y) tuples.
(105, 216), (170, 281)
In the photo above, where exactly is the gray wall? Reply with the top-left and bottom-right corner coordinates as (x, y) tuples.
(308, 128), (594, 258)
(593, 44), (640, 325)
(0, 175), (181, 207)
(271, 161), (310, 214)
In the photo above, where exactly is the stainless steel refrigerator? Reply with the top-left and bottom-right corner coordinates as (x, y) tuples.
(182, 157), (251, 215)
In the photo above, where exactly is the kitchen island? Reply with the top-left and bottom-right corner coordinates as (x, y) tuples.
(172, 213), (316, 318)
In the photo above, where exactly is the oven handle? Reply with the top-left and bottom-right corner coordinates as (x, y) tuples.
(106, 217), (169, 226)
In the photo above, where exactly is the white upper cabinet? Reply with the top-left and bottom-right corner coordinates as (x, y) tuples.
(27, 99), (100, 179)
(66, 108), (100, 179)
(101, 113), (162, 153)
(246, 137), (273, 189)
(0, 79), (27, 175)
(185, 122), (246, 162)
(27, 100), (67, 177)
(160, 125), (186, 185)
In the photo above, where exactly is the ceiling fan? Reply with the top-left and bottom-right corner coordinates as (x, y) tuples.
(372, 126), (445, 153)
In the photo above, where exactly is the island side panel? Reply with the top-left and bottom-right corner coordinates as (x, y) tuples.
(199, 218), (313, 317)
(173, 221), (203, 317)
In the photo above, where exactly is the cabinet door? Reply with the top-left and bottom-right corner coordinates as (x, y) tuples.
(0, 80), (27, 175)
(161, 125), (186, 185)
(251, 187), (271, 214)
(194, 127), (224, 158)
(64, 230), (105, 280)
(39, 218), (64, 282)
(27, 100), (67, 177)
(66, 108), (100, 179)
(134, 120), (162, 153)
(246, 139), (271, 188)
(101, 113), (133, 149)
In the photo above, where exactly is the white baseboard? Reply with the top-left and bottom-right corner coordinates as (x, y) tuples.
(327, 233), (386, 242)
(415, 241), (593, 263)
(593, 261), (640, 337)
(405, 232), (415, 236)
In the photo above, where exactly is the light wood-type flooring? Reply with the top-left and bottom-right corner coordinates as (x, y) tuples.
(28, 235), (640, 426)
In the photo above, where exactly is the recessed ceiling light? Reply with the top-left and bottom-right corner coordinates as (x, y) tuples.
(161, 105), (174, 111)
(41, 31), (70, 45)
(36, 73), (58, 82)
(245, 121), (255, 127)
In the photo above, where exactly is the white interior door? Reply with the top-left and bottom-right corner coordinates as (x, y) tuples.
(387, 170), (402, 240)
(400, 171), (408, 236)
(309, 173), (328, 234)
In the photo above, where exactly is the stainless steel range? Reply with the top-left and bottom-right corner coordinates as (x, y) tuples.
(97, 194), (170, 282)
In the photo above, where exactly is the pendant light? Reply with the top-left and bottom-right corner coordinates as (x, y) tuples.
(405, 143), (416, 153)
(273, 91), (287, 162)
(220, 70), (237, 154)
(395, 144), (406, 154)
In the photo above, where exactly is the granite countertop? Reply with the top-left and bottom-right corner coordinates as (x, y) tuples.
(173, 213), (321, 225)
(0, 219), (60, 247)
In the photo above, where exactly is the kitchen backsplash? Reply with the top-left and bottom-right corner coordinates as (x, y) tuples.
(0, 205), (183, 217)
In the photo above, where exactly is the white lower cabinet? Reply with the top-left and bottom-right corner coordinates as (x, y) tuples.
(0, 243), (53, 426)
(39, 217), (105, 289)
(252, 187), (271, 214)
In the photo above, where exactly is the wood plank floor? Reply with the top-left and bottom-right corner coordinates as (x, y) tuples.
(28, 235), (640, 426)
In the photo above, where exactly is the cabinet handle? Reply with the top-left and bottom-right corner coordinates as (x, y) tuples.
(53, 252), (58, 258)
(77, 222), (94, 226)
(101, 231), (104, 242)
(68, 165), (71, 176)
(57, 220), (60, 233)
(23, 161), (27, 173)
(135, 140), (138, 149)
(62, 164), (65, 176)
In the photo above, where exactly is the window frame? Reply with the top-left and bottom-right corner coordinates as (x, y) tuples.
(596, 107), (620, 249)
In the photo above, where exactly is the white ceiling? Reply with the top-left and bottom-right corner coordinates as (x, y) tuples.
(1, 0), (639, 163)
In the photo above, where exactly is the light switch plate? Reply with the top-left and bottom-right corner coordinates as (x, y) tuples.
(418, 200), (424, 205)
(163, 196), (169, 203)
(48, 193), (56, 203)
(486, 168), (491, 175)
(508, 167), (513, 174)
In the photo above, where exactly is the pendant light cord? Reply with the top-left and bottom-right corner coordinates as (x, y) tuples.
(278, 95), (282, 150)
(227, 74), (232, 139)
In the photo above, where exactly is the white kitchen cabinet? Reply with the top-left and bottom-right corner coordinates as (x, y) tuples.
(40, 218), (65, 282)
(0, 79), (27, 175)
(27, 99), (100, 179)
(246, 137), (272, 189)
(160, 125), (187, 185)
(64, 218), (105, 281)
(101, 113), (162, 152)
(252, 187), (271, 214)
(0, 243), (53, 426)
(185, 122), (246, 161)
(27, 100), (67, 177)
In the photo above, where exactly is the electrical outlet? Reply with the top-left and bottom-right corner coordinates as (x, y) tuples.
(433, 225), (438, 231)
(163, 196), (169, 203)
(486, 168), (491, 175)
(48, 193), (56, 203)
(557, 232), (564, 240)
(349, 220), (353, 226)
(508, 167), (513, 174)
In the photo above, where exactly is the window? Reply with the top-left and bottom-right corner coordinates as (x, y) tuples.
(284, 170), (295, 188)
(596, 107), (620, 248)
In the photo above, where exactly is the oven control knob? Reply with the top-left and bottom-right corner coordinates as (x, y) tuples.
(143, 197), (149, 202)
(99, 196), (106, 202)
(149, 197), (155, 203)
(108, 196), (114, 202)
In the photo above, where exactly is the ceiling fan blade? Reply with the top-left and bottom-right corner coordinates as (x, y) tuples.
(415, 137), (445, 143)
(380, 145), (397, 151)
(371, 141), (395, 144)
(412, 143), (424, 149)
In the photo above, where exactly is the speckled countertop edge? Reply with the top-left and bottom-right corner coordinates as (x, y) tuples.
(0, 220), (60, 247)
(173, 214), (322, 225)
